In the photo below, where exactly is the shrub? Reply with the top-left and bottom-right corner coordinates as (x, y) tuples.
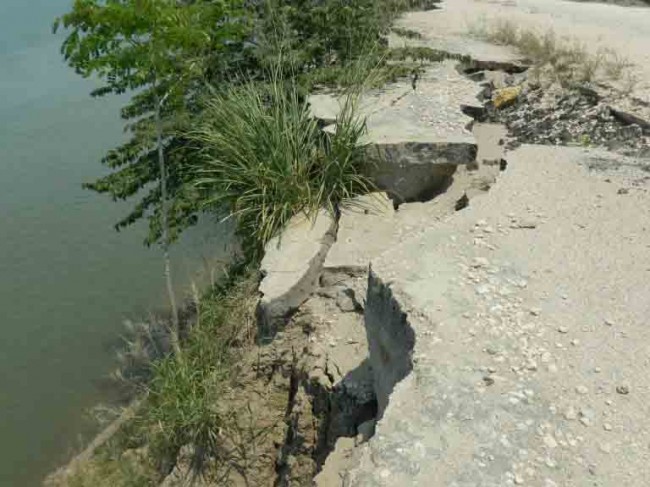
(190, 74), (371, 257)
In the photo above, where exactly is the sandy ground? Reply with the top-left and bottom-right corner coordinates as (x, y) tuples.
(395, 0), (650, 103)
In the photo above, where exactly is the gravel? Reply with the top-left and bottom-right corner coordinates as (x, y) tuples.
(486, 83), (650, 158)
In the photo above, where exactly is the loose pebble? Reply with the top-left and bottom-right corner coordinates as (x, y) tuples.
(616, 385), (630, 395)
(472, 257), (490, 268)
(575, 385), (589, 395)
(564, 407), (577, 420)
(543, 435), (558, 449)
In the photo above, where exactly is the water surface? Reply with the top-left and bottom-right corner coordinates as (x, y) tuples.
(0, 2), (230, 484)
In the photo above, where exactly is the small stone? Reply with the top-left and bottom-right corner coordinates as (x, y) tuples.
(564, 407), (577, 420)
(616, 385), (630, 395)
(336, 290), (358, 312)
(575, 385), (589, 395)
(603, 423), (613, 431)
(483, 376), (495, 386)
(579, 416), (591, 427)
(472, 257), (490, 268)
(571, 339), (580, 346)
(594, 367), (602, 373)
(530, 307), (541, 316)
(476, 284), (490, 295)
(557, 326), (569, 334)
(543, 435), (558, 449)
(514, 474), (525, 485)
(484, 226), (495, 234)
(604, 319), (615, 327)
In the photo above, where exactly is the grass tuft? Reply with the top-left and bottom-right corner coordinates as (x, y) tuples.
(140, 266), (259, 475)
(473, 19), (634, 85)
(190, 72), (372, 258)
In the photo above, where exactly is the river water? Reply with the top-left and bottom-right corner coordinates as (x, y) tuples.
(0, 1), (231, 484)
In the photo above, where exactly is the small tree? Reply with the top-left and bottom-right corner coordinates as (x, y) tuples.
(55, 0), (250, 355)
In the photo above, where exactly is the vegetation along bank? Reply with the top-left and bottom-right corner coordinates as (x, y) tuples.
(45, 0), (447, 485)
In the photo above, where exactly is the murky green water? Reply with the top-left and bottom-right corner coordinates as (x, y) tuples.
(0, 2), (230, 485)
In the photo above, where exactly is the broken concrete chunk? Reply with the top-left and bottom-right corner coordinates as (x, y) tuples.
(324, 192), (395, 271)
(310, 61), (481, 203)
(336, 288), (361, 313)
(258, 210), (336, 337)
(493, 86), (522, 109)
(608, 105), (650, 131)
(367, 142), (475, 204)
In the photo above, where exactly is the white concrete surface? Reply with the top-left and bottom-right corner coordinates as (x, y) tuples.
(345, 145), (650, 486)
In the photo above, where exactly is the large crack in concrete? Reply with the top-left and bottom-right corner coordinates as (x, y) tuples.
(258, 44), (513, 484)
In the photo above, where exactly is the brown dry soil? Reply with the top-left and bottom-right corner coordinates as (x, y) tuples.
(161, 271), (374, 487)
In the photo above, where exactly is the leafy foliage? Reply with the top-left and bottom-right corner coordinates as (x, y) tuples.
(55, 0), (252, 244)
(55, 0), (427, 245)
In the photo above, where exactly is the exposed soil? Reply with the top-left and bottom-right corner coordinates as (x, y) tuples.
(161, 271), (375, 487)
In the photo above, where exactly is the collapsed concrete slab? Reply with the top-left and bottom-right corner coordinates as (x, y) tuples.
(342, 145), (650, 486)
(310, 60), (481, 204)
(258, 210), (336, 336)
(323, 124), (506, 273)
(324, 193), (395, 272)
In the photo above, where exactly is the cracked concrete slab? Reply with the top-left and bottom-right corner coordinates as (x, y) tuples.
(258, 210), (336, 335)
(324, 124), (505, 272)
(343, 144), (650, 486)
(310, 60), (481, 203)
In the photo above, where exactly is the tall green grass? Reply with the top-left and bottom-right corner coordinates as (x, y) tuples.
(139, 266), (259, 477)
(190, 74), (372, 257)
